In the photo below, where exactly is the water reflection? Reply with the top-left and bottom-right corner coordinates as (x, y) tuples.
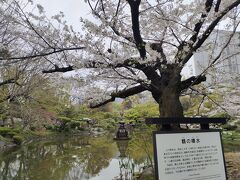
(115, 140), (133, 179)
(0, 132), (153, 180)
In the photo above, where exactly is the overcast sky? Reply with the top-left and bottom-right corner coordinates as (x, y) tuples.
(31, 0), (230, 31)
(33, 0), (92, 30)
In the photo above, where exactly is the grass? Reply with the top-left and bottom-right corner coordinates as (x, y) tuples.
(222, 131), (240, 152)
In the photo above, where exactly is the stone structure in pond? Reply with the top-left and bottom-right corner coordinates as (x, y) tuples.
(114, 122), (130, 140)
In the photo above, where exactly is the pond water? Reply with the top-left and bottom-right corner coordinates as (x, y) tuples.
(0, 131), (153, 180)
(0, 130), (239, 180)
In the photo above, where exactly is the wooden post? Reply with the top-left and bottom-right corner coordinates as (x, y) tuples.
(146, 117), (226, 130)
(200, 123), (209, 130)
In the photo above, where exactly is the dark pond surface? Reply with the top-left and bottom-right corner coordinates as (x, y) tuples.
(0, 130), (239, 180)
(0, 130), (153, 180)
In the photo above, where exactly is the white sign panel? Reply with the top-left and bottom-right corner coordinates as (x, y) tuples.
(153, 130), (227, 180)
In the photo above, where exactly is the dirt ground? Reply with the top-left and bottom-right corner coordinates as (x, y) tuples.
(225, 152), (240, 180)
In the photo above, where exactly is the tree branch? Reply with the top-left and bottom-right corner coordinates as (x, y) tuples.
(181, 0), (240, 65)
(190, 87), (229, 114)
(87, 0), (134, 43)
(42, 65), (74, 73)
(0, 92), (27, 103)
(150, 42), (167, 64)
(42, 56), (161, 84)
(117, 58), (161, 81)
(0, 47), (85, 61)
(127, 0), (146, 59)
(193, 0), (240, 51)
(15, 1), (54, 49)
(115, 58), (145, 69)
(90, 84), (147, 108)
(215, 0), (221, 12)
(180, 75), (206, 91)
(42, 58), (142, 74)
(0, 78), (17, 86)
(190, 0), (214, 42)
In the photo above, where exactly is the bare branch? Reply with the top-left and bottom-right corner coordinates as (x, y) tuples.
(100, 0), (106, 16)
(193, 21), (240, 79)
(197, 94), (206, 115)
(115, 0), (121, 17)
(180, 75), (206, 91)
(190, 87), (229, 114)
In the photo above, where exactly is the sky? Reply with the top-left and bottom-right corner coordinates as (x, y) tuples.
(30, 0), (232, 32)
(33, 0), (92, 30)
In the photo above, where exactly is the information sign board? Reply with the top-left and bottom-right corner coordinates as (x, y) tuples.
(153, 130), (227, 180)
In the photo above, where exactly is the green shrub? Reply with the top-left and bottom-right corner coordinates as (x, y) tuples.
(235, 128), (240, 133)
(44, 124), (54, 130)
(63, 125), (71, 132)
(69, 121), (80, 129)
(235, 121), (240, 126)
(0, 127), (12, 136)
(180, 96), (191, 111)
(7, 131), (17, 138)
(210, 112), (231, 119)
(78, 127), (85, 131)
(12, 128), (21, 134)
(13, 135), (23, 145)
(30, 126), (36, 131)
(203, 101), (213, 109)
(58, 116), (71, 123)
(222, 124), (238, 131)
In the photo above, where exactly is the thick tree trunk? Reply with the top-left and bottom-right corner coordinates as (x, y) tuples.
(159, 87), (183, 118)
(156, 87), (183, 130)
(151, 67), (184, 130)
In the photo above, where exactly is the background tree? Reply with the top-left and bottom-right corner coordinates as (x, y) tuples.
(0, 0), (84, 129)
(0, 0), (85, 74)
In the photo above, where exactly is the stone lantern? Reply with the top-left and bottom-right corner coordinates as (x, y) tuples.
(114, 122), (130, 140)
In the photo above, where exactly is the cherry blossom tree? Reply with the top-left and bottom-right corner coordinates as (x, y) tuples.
(0, 0), (85, 100)
(46, 1), (240, 127)
(2, 0), (240, 129)
(0, 0), (85, 73)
